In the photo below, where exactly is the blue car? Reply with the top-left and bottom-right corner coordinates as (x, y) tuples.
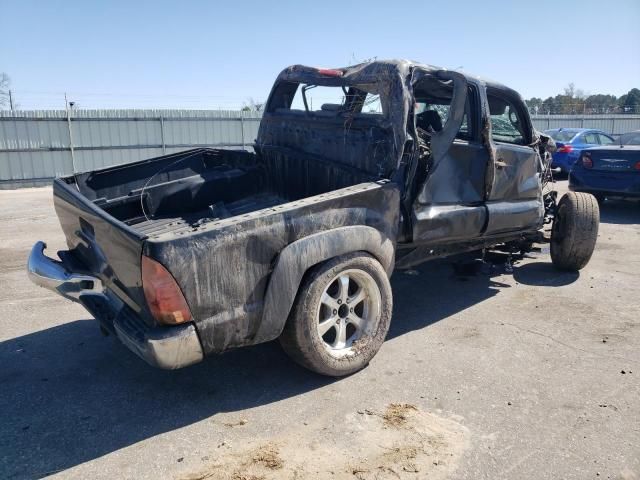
(569, 135), (640, 201)
(544, 128), (615, 173)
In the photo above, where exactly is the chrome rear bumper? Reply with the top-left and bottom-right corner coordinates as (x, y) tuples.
(27, 241), (103, 301)
(27, 241), (204, 369)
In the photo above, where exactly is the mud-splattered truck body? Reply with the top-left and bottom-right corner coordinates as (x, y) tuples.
(28, 60), (599, 376)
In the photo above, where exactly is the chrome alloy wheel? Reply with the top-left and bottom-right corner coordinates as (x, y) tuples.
(316, 269), (382, 357)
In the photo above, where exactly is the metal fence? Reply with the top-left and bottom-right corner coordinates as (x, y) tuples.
(0, 109), (262, 189)
(530, 114), (640, 135)
(1, 110), (639, 189)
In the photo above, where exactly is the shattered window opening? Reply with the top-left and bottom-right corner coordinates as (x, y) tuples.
(415, 102), (470, 139)
(487, 92), (527, 145)
(283, 83), (386, 116)
(413, 76), (472, 141)
(362, 93), (383, 114)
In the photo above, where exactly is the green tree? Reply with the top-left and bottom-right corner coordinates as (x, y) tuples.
(541, 96), (557, 114)
(585, 94), (617, 114)
(525, 97), (543, 113)
(620, 88), (640, 113)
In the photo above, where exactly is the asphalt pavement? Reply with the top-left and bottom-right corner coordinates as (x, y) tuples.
(0, 183), (638, 479)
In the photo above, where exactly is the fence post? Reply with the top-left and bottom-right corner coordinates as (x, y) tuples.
(160, 115), (166, 154)
(65, 94), (77, 174)
(240, 113), (245, 149)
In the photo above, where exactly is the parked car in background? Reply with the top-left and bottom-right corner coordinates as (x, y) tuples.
(544, 128), (615, 173)
(570, 131), (640, 202)
(617, 130), (640, 146)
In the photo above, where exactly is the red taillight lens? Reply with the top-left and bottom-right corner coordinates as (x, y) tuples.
(317, 68), (343, 77)
(582, 154), (593, 169)
(557, 145), (573, 153)
(141, 256), (192, 325)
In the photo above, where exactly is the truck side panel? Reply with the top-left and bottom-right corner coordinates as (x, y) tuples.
(144, 181), (400, 355)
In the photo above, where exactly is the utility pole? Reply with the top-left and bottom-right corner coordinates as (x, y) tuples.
(8, 90), (14, 110)
(65, 92), (77, 174)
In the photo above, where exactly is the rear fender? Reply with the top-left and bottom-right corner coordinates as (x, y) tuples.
(254, 226), (395, 343)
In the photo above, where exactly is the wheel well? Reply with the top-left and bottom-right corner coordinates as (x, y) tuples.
(252, 226), (396, 345)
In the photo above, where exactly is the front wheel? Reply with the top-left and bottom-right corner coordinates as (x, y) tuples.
(279, 252), (392, 377)
(550, 192), (599, 271)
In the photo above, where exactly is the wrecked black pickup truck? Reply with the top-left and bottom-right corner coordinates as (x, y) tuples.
(28, 60), (599, 376)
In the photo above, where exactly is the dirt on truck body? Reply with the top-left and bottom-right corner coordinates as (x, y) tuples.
(27, 59), (600, 376)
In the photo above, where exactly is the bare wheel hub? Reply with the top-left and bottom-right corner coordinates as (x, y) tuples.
(316, 269), (381, 357)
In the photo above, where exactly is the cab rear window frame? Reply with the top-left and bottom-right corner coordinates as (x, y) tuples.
(266, 80), (386, 117)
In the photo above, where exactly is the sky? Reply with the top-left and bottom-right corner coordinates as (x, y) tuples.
(1, 0), (639, 110)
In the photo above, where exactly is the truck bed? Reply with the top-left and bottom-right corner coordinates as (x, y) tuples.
(52, 147), (381, 323)
(60, 147), (375, 238)
(132, 192), (286, 238)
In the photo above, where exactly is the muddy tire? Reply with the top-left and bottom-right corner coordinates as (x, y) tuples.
(279, 252), (392, 377)
(550, 192), (599, 271)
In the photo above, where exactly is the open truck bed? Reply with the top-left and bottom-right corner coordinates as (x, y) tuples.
(64, 147), (374, 236)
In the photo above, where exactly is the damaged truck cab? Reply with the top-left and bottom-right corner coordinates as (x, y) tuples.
(28, 60), (599, 376)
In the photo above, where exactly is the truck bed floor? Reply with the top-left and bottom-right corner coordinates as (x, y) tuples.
(131, 192), (286, 238)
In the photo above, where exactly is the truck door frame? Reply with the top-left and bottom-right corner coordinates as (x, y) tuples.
(408, 70), (491, 246)
(481, 85), (544, 236)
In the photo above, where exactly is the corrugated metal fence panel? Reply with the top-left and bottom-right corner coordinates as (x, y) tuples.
(0, 109), (263, 188)
(164, 118), (243, 146)
(531, 115), (640, 135)
(2, 110), (639, 188)
(0, 116), (69, 150)
(0, 151), (72, 181)
(243, 118), (262, 144)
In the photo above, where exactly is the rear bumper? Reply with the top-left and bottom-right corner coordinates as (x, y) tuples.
(27, 241), (204, 369)
(569, 169), (640, 198)
(551, 152), (579, 173)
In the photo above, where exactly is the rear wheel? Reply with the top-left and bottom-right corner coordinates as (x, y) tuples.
(279, 252), (392, 377)
(550, 192), (599, 271)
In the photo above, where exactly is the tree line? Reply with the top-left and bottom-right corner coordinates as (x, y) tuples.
(525, 83), (640, 115)
(2, 71), (639, 115)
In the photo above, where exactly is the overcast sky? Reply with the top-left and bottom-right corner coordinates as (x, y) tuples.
(2, 0), (639, 109)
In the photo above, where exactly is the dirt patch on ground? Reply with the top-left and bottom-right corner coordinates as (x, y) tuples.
(250, 444), (282, 470)
(178, 404), (468, 480)
(382, 403), (418, 428)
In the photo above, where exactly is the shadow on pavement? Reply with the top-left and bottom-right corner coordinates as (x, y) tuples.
(599, 198), (640, 225)
(0, 254), (574, 478)
(513, 261), (579, 287)
(0, 320), (330, 479)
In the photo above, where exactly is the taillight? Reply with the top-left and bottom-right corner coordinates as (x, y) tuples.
(635, 162), (640, 171)
(582, 153), (593, 169)
(141, 256), (192, 325)
(557, 145), (573, 153)
(317, 68), (343, 77)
